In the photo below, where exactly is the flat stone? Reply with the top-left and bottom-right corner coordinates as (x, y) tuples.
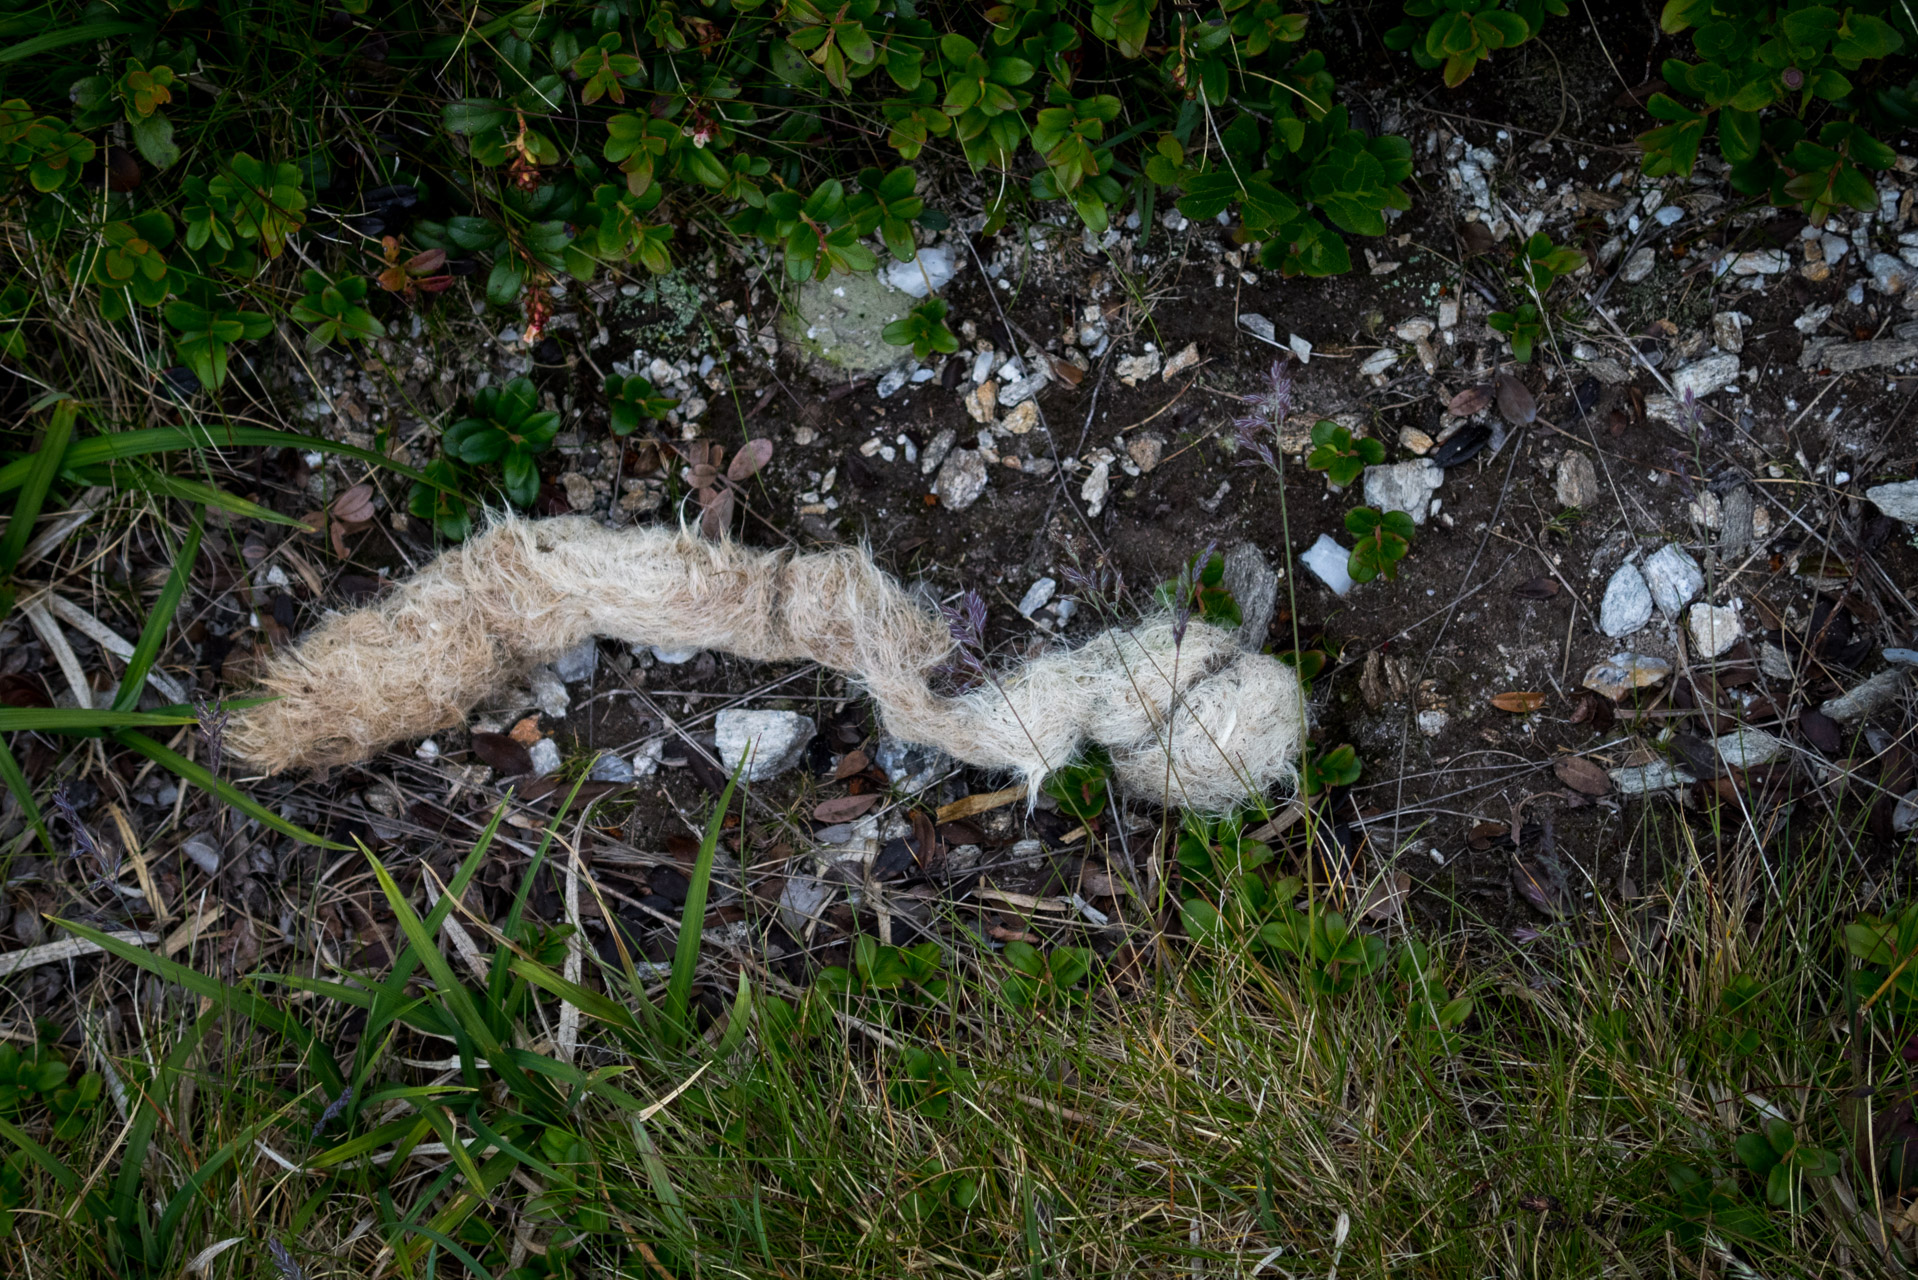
(715, 709), (817, 781)
(1361, 459), (1443, 524)
(1554, 452), (1600, 508)
(1079, 459), (1111, 516)
(1116, 349), (1161, 385)
(1821, 669), (1908, 724)
(1127, 432), (1165, 473)
(1886, 648), (1918, 667)
(1598, 562), (1654, 637)
(1687, 603), (1743, 658)
(999, 371), (1049, 408)
(1016, 577), (1057, 617)
(552, 639), (598, 684)
(588, 752), (635, 783)
(1610, 760), (1696, 794)
(880, 244), (958, 298)
(1730, 249), (1789, 275)
(999, 400), (1038, 434)
(1671, 353), (1741, 401)
(780, 272), (913, 376)
(1302, 533), (1353, 597)
(1759, 643), (1795, 681)
(528, 666), (570, 718)
(778, 874), (835, 936)
(1399, 426), (1435, 456)
(1358, 348), (1399, 377)
(1221, 543), (1279, 652)
(527, 737), (562, 778)
(1619, 247), (1657, 282)
(1162, 341), (1201, 380)
(1239, 313), (1277, 344)
(1866, 479), (1918, 524)
(920, 427), (956, 477)
(1643, 543), (1703, 617)
(1870, 252), (1911, 295)
(933, 448), (989, 511)
(1582, 653), (1672, 701)
(1416, 709), (1449, 737)
(1393, 317), (1436, 341)
(1713, 729), (1786, 770)
(1800, 338), (1918, 372)
(1711, 311), (1746, 353)
(963, 380), (997, 423)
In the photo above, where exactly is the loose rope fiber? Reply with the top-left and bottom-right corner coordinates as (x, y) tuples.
(228, 517), (1307, 812)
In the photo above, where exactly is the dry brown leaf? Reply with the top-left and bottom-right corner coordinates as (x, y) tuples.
(1495, 372), (1537, 426)
(727, 438), (774, 482)
(813, 793), (881, 823)
(934, 785), (1027, 824)
(1047, 354), (1086, 387)
(1553, 756), (1611, 796)
(698, 486), (734, 540)
(471, 732), (534, 776)
(1355, 871), (1412, 924)
(1512, 577), (1560, 600)
(1447, 385), (1491, 417)
(832, 748), (870, 781)
(1492, 691), (1546, 713)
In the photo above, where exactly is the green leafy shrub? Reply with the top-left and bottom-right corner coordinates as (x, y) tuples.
(1305, 420), (1384, 486)
(0, 1040), (103, 1141)
(883, 298), (961, 361)
(998, 939), (1094, 1008)
(1345, 506), (1415, 583)
(445, 378), (562, 508)
(1301, 742), (1362, 794)
(817, 935), (951, 1005)
(1488, 301), (1545, 361)
(1042, 745), (1112, 822)
(1397, 940), (1473, 1052)
(603, 374), (679, 435)
(1258, 901), (1388, 996)
(407, 459), (474, 541)
(1176, 810), (1274, 889)
(1156, 550), (1242, 628)
(1640, 1), (1905, 222)
(1734, 1118), (1840, 1210)
(1384, 0), (1566, 86)
(290, 272), (385, 350)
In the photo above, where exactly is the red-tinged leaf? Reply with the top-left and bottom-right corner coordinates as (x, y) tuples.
(1799, 708), (1843, 755)
(1512, 576), (1560, 600)
(332, 489), (366, 523)
(471, 731), (535, 776)
(1553, 756), (1611, 796)
(1468, 821), (1507, 851)
(727, 437), (774, 482)
(1495, 371), (1536, 426)
(814, 793), (881, 823)
(686, 462), (719, 490)
(1492, 691), (1546, 713)
(1447, 385), (1492, 417)
(408, 249), (447, 275)
(833, 748), (870, 781)
(698, 485), (734, 540)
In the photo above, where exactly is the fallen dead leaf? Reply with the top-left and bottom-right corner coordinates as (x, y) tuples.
(332, 483), (377, 525)
(1495, 372), (1537, 426)
(934, 785), (1027, 824)
(471, 732), (534, 776)
(1447, 384), (1492, 417)
(1047, 354), (1086, 387)
(727, 438), (774, 482)
(1513, 859), (1566, 917)
(1355, 872), (1412, 924)
(1492, 691), (1546, 713)
(813, 793), (881, 823)
(1512, 577), (1560, 600)
(1553, 756), (1611, 796)
(832, 748), (870, 781)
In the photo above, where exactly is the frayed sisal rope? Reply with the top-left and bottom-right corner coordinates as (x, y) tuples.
(228, 516), (1306, 812)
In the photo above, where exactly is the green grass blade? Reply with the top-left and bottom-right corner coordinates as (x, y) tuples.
(0, 399), (77, 595)
(53, 919), (346, 1094)
(99, 465), (309, 529)
(508, 956), (644, 1032)
(664, 763), (742, 1048)
(112, 508), (203, 712)
(0, 732), (49, 852)
(0, 424), (447, 497)
(0, 708), (197, 733)
(154, 1110), (281, 1245)
(0, 21), (151, 64)
(0, 1115), (80, 1192)
(112, 728), (344, 848)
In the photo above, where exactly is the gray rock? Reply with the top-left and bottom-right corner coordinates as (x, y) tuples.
(1221, 543), (1279, 652)
(1799, 338), (1918, 373)
(182, 834), (221, 876)
(1687, 603), (1743, 658)
(1895, 791), (1918, 835)
(1620, 247), (1657, 283)
(1599, 563), (1654, 637)
(998, 371), (1050, 409)
(588, 752), (635, 783)
(920, 427), (956, 477)
(1887, 648), (1918, 667)
(1671, 353), (1741, 401)
(1712, 729), (1785, 770)
(881, 244), (957, 298)
(778, 874), (835, 936)
(552, 639), (598, 684)
(1239, 312), (1278, 344)
(1759, 643), (1795, 681)
(1867, 479), (1918, 524)
(1361, 459), (1443, 525)
(779, 272), (913, 375)
(715, 709), (817, 781)
(1821, 669), (1908, 724)
(527, 737), (563, 778)
(1017, 577), (1057, 617)
(1582, 653), (1672, 701)
(1730, 249), (1789, 275)
(528, 666), (570, 718)
(651, 646), (700, 665)
(933, 448), (989, 511)
(874, 736), (950, 793)
(1711, 311), (1745, 353)
(1643, 544), (1703, 617)
(1554, 452), (1600, 509)
(1869, 252), (1911, 295)
(875, 368), (908, 399)
(1610, 761), (1696, 794)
